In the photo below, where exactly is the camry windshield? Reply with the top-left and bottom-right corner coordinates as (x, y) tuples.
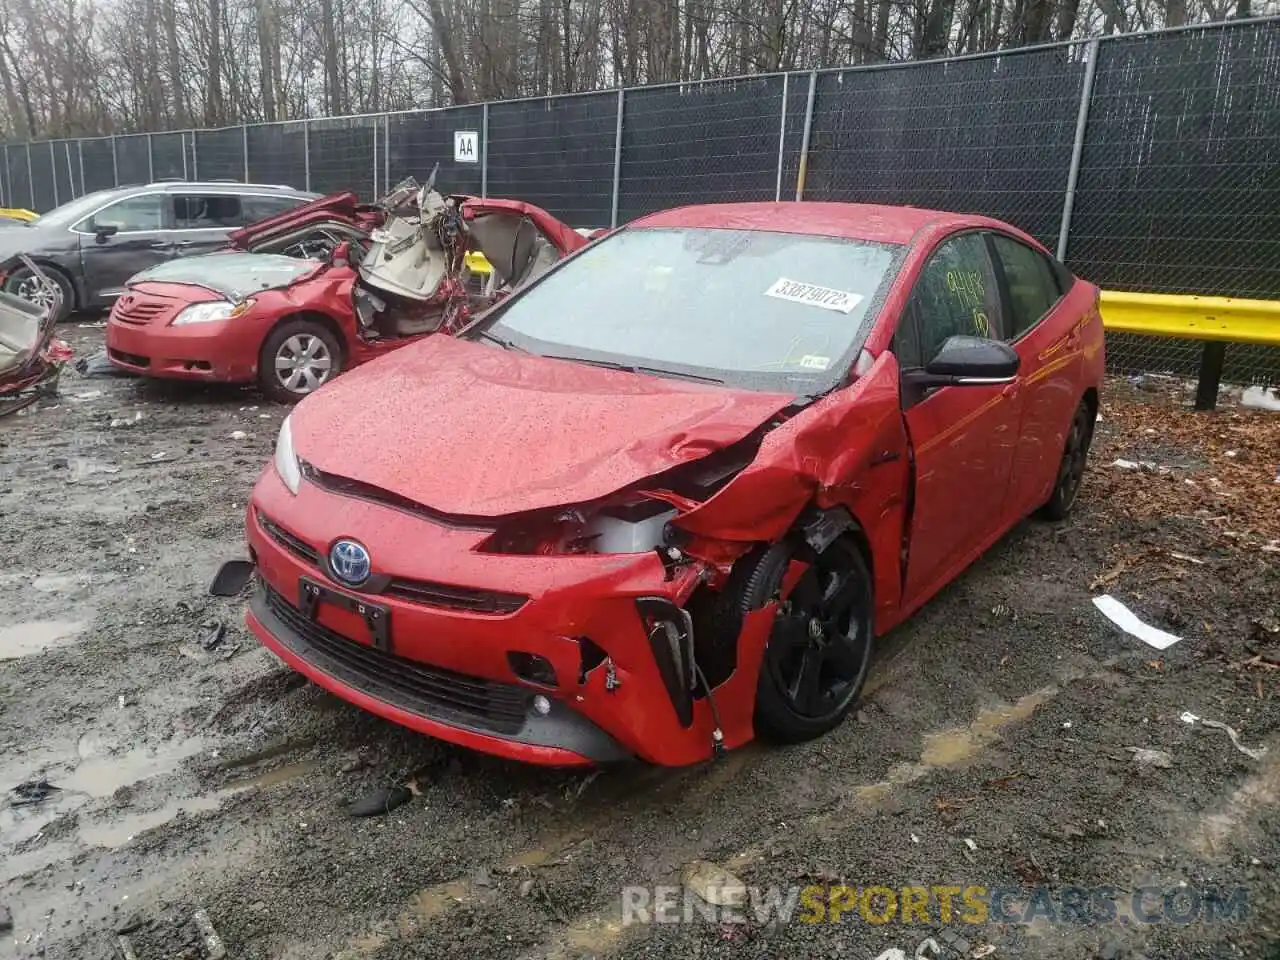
(473, 226), (901, 393)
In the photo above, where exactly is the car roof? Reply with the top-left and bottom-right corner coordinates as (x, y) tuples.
(629, 201), (984, 246)
(114, 181), (315, 196)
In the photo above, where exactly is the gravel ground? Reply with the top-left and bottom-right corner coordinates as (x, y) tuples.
(2, 327), (1278, 960)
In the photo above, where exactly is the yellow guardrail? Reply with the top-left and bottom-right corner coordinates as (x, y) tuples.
(1100, 290), (1280, 346)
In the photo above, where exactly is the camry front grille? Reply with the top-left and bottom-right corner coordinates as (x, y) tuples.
(112, 296), (171, 325)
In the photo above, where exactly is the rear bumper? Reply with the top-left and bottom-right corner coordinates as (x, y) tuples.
(246, 582), (630, 765)
(105, 315), (260, 383)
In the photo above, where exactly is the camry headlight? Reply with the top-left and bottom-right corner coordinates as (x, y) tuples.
(273, 416), (301, 494)
(171, 299), (255, 325)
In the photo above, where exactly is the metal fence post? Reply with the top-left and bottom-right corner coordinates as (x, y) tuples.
(77, 141), (86, 196)
(775, 74), (789, 202)
(188, 132), (195, 180)
(303, 121), (311, 191)
(371, 118), (379, 198)
(384, 114), (390, 197)
(610, 89), (625, 228)
(111, 136), (119, 186)
(1057, 38), (1101, 262)
(243, 124), (250, 182)
(0, 145), (6, 206)
(49, 142), (58, 206)
(481, 102), (489, 199)
(25, 144), (34, 208)
(63, 142), (75, 198)
(795, 72), (817, 201)
(147, 133), (154, 183)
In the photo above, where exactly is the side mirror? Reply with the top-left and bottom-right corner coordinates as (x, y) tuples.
(94, 224), (119, 243)
(904, 335), (1019, 388)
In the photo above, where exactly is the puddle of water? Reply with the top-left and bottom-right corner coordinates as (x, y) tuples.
(78, 793), (228, 849)
(920, 687), (1058, 766)
(62, 737), (207, 798)
(226, 760), (320, 791)
(0, 620), (87, 660)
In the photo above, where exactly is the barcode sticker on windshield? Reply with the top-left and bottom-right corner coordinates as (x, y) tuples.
(764, 278), (864, 314)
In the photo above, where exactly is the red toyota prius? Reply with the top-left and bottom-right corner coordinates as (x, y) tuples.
(219, 202), (1104, 767)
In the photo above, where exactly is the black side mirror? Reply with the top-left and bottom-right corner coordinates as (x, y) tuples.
(904, 335), (1019, 389)
(94, 224), (119, 243)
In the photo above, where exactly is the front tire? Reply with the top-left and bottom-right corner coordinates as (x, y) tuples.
(5, 265), (73, 321)
(732, 537), (874, 745)
(259, 319), (343, 404)
(1041, 399), (1094, 520)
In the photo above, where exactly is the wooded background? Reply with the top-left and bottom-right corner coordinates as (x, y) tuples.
(0, 0), (1274, 139)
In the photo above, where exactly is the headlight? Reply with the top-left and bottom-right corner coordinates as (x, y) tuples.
(170, 299), (255, 325)
(273, 416), (301, 494)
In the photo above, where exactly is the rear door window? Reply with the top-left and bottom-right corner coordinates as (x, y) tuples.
(174, 194), (246, 229)
(989, 234), (1063, 340)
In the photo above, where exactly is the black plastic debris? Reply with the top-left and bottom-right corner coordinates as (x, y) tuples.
(209, 560), (254, 597)
(200, 620), (227, 651)
(347, 784), (414, 817)
(0, 903), (12, 932)
(75, 349), (136, 378)
(11, 779), (61, 807)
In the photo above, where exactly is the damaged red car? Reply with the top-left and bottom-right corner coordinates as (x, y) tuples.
(219, 202), (1104, 767)
(105, 178), (587, 402)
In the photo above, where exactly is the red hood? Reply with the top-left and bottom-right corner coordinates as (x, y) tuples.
(226, 191), (373, 249)
(290, 336), (795, 518)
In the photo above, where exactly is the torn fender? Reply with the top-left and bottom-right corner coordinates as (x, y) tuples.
(674, 351), (911, 622)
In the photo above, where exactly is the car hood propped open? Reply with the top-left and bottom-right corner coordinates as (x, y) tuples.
(290, 336), (796, 518)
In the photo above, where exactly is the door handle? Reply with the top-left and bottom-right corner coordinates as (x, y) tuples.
(146, 239), (170, 248)
(171, 240), (196, 249)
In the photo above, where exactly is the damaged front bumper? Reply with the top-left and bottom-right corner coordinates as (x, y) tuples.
(229, 467), (776, 767)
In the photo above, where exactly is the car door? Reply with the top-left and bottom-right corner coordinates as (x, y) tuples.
(894, 231), (1026, 605)
(170, 192), (251, 259)
(74, 193), (175, 304)
(986, 232), (1084, 520)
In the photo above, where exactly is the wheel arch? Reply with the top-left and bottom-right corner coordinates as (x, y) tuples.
(10, 257), (79, 312)
(262, 310), (348, 365)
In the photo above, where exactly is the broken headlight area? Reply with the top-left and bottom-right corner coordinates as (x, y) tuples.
(476, 495), (681, 556)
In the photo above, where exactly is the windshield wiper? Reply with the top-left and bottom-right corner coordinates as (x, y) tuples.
(537, 354), (724, 384)
(475, 330), (524, 351)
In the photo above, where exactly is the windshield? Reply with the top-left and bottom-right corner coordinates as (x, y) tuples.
(34, 190), (126, 229)
(470, 226), (901, 394)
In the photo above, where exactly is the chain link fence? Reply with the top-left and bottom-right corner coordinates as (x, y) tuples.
(1, 17), (1278, 384)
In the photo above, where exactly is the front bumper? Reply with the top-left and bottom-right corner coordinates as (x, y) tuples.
(105, 314), (260, 383)
(240, 466), (765, 767)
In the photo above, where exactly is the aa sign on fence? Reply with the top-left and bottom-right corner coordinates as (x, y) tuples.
(454, 131), (479, 163)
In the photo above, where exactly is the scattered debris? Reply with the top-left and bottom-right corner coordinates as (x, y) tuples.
(200, 620), (227, 651)
(76, 350), (134, 378)
(1241, 385), (1280, 412)
(110, 411), (145, 428)
(116, 935), (139, 960)
(0, 903), (12, 932)
(66, 457), (120, 483)
(192, 909), (227, 960)
(682, 860), (746, 907)
(347, 782), (415, 817)
(1092, 595), (1183, 650)
(518, 878), (536, 897)
(1126, 747), (1173, 769)
(229, 430), (248, 440)
(473, 865), (493, 888)
(1169, 552), (1205, 565)
(69, 390), (103, 402)
(10, 779), (61, 807)
(1180, 712), (1268, 761)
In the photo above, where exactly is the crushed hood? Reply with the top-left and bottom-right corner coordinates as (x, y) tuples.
(128, 253), (322, 301)
(290, 335), (796, 518)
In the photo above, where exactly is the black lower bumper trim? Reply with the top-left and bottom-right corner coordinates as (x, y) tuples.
(250, 585), (633, 762)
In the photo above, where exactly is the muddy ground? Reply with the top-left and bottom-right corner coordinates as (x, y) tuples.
(2, 325), (1278, 960)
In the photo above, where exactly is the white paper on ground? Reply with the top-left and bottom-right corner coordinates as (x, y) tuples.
(1092, 594), (1183, 650)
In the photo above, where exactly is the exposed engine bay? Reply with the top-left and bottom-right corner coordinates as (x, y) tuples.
(348, 169), (571, 341)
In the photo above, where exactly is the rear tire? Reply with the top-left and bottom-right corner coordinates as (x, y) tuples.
(1040, 399), (1094, 520)
(259, 318), (343, 404)
(727, 537), (873, 745)
(5, 265), (73, 321)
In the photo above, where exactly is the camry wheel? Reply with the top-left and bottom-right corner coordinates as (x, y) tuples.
(259, 319), (343, 404)
(5, 267), (72, 321)
(1041, 399), (1094, 520)
(721, 536), (873, 745)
